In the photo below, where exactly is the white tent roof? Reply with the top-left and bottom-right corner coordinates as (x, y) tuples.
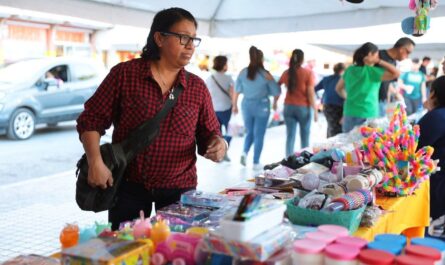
(2, 0), (445, 37)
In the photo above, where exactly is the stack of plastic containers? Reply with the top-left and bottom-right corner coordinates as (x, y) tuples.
(410, 237), (445, 265)
(358, 249), (395, 265)
(293, 239), (326, 265)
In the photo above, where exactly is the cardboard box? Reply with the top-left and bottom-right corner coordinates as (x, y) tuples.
(61, 238), (150, 265)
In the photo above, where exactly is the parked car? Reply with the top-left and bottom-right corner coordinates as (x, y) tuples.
(0, 57), (105, 140)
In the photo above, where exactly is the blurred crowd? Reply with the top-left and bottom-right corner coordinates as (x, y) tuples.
(203, 38), (445, 169)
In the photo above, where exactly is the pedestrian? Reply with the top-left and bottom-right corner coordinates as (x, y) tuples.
(419, 56), (431, 75)
(418, 76), (445, 225)
(399, 58), (427, 115)
(205, 55), (234, 162)
(76, 7), (227, 230)
(377, 38), (416, 116)
(336, 42), (400, 132)
(233, 46), (280, 170)
(278, 49), (317, 157)
(315, 62), (345, 138)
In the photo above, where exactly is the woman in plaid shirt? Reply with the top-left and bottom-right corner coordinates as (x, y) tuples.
(76, 7), (227, 230)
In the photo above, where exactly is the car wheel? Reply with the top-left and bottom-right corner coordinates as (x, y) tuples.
(7, 108), (36, 140)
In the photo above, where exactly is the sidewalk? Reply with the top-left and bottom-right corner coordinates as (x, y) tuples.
(0, 117), (327, 261)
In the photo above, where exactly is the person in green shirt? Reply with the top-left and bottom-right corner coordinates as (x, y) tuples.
(336, 42), (400, 132)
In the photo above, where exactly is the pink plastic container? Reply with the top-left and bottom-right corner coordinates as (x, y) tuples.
(293, 239), (326, 265)
(306, 231), (337, 244)
(336, 236), (368, 249)
(318, 224), (349, 237)
(404, 245), (441, 265)
(324, 243), (360, 265)
(395, 254), (435, 265)
(358, 249), (395, 265)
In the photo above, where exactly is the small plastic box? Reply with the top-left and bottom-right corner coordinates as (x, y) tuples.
(219, 203), (286, 241)
(157, 204), (211, 223)
(180, 190), (228, 209)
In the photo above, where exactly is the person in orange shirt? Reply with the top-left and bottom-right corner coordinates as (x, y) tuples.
(278, 49), (318, 157)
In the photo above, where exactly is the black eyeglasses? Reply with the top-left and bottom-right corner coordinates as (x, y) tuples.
(160, 31), (201, 47)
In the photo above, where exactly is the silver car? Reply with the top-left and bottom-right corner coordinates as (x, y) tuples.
(0, 57), (105, 140)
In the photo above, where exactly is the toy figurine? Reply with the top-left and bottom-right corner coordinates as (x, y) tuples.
(60, 223), (79, 249)
(133, 210), (151, 239)
(151, 218), (171, 246)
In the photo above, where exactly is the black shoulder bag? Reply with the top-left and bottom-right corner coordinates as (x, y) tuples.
(75, 75), (186, 212)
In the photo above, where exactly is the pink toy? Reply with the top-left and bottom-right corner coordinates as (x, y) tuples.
(154, 233), (203, 265)
(133, 210), (151, 239)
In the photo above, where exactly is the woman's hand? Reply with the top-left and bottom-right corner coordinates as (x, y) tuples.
(204, 136), (227, 162)
(313, 110), (319, 122)
(232, 105), (239, 114)
(88, 159), (113, 189)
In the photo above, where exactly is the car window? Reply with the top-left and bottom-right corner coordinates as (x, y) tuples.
(46, 65), (67, 82)
(51, 65), (68, 82)
(71, 63), (97, 82)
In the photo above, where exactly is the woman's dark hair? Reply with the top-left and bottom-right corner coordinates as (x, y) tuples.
(247, 46), (265, 80)
(213, 56), (228, 71)
(333, 62), (345, 75)
(141, 7), (197, 61)
(431, 76), (445, 108)
(353, 42), (379, 66)
(287, 49), (304, 93)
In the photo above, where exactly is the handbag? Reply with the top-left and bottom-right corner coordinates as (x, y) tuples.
(75, 74), (186, 212)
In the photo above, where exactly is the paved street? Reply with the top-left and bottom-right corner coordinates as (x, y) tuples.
(0, 116), (327, 262)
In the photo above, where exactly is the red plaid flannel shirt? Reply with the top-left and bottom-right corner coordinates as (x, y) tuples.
(76, 58), (221, 189)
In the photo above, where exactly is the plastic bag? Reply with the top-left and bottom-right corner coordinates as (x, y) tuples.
(227, 114), (244, 137)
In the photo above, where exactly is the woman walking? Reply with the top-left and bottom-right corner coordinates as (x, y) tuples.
(278, 49), (317, 157)
(233, 46), (280, 170)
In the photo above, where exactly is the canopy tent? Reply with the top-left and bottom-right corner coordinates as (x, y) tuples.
(2, 0), (445, 37)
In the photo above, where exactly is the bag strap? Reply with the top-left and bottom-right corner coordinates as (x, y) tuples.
(121, 71), (189, 160)
(211, 75), (231, 100)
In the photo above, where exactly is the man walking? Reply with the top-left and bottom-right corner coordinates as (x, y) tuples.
(377, 38), (416, 117)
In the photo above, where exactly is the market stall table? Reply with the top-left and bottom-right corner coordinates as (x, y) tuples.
(354, 180), (430, 241)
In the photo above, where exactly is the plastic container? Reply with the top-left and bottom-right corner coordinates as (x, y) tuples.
(404, 245), (441, 265)
(286, 199), (365, 233)
(292, 239), (326, 265)
(367, 240), (403, 255)
(219, 203), (285, 241)
(395, 254), (435, 265)
(336, 236), (368, 249)
(157, 204), (211, 223)
(180, 190), (228, 209)
(374, 234), (407, 247)
(324, 243), (360, 265)
(358, 249), (395, 265)
(305, 231), (337, 244)
(318, 224), (349, 237)
(411, 237), (445, 265)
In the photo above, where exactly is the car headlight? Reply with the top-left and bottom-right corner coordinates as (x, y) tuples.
(0, 91), (6, 100)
